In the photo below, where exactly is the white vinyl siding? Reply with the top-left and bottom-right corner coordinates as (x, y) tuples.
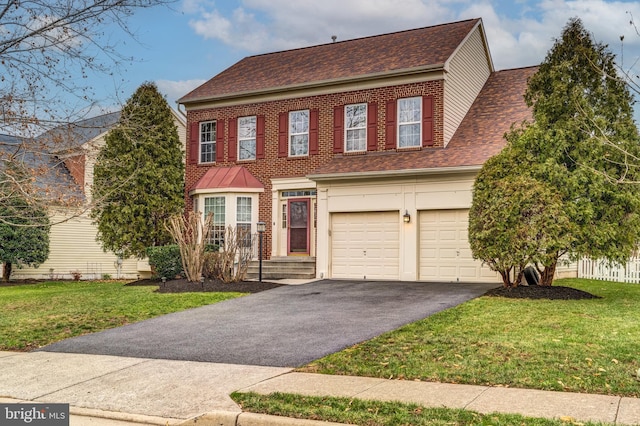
(7, 211), (142, 280)
(443, 26), (491, 146)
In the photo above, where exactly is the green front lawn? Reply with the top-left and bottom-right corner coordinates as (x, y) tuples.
(301, 279), (640, 397)
(0, 280), (244, 351)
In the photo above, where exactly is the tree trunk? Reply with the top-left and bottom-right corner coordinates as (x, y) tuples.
(514, 268), (525, 287)
(540, 258), (558, 286)
(2, 262), (12, 283)
(499, 269), (511, 287)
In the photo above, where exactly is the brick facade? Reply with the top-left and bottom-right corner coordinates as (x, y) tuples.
(185, 80), (445, 258)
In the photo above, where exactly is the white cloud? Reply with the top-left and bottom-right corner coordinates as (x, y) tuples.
(156, 79), (207, 105)
(184, 0), (640, 100)
(189, 9), (233, 42)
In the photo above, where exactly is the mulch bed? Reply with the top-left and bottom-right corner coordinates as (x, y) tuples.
(4, 277), (599, 300)
(484, 285), (601, 300)
(125, 278), (284, 294)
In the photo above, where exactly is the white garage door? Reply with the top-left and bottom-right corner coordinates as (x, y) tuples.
(419, 209), (499, 283)
(331, 212), (400, 280)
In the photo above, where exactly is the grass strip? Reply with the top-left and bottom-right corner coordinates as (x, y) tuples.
(232, 392), (609, 426)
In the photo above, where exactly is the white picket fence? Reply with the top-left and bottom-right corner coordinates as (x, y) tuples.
(578, 257), (640, 283)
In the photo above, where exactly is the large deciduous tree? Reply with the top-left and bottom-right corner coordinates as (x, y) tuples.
(91, 82), (184, 259)
(0, 0), (172, 223)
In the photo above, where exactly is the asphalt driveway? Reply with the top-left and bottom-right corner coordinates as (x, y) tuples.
(40, 280), (496, 367)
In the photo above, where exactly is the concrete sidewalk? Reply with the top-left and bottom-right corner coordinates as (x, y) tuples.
(1, 351), (639, 425)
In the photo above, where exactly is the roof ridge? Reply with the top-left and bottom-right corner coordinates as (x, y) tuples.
(244, 18), (481, 60)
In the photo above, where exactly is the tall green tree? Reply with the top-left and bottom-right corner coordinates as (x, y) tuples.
(470, 18), (640, 286)
(521, 18), (640, 284)
(0, 181), (50, 282)
(91, 83), (184, 259)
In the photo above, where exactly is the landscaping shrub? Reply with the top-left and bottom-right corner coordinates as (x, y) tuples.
(146, 245), (183, 279)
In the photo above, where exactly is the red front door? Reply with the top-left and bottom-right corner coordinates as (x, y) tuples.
(288, 199), (310, 255)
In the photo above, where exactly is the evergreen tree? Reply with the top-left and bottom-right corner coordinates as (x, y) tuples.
(0, 194), (50, 282)
(469, 145), (572, 287)
(521, 18), (640, 284)
(91, 83), (184, 259)
(470, 18), (640, 285)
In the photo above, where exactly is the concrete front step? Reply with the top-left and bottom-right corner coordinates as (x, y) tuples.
(246, 257), (316, 280)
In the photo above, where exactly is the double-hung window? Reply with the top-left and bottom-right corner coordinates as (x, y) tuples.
(289, 110), (309, 157)
(345, 103), (367, 152)
(238, 116), (256, 161)
(200, 121), (216, 163)
(236, 196), (252, 247)
(204, 196), (225, 247)
(398, 97), (421, 148)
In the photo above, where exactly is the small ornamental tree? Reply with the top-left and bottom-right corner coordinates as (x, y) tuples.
(91, 83), (185, 259)
(0, 198), (50, 282)
(469, 147), (572, 287)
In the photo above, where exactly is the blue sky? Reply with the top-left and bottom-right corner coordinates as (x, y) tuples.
(94, 0), (640, 114)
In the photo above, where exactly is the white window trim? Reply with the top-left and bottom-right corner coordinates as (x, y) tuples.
(344, 103), (367, 153)
(397, 97), (422, 148)
(238, 116), (256, 161)
(200, 120), (216, 164)
(289, 109), (309, 157)
(195, 192), (261, 246)
(204, 195), (225, 246)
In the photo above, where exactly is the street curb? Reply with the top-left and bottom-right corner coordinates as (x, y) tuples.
(71, 406), (184, 425)
(178, 411), (347, 426)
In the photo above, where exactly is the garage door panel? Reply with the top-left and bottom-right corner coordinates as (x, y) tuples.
(331, 212), (399, 280)
(419, 209), (499, 283)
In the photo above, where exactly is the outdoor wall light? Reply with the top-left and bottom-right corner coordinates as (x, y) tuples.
(403, 210), (411, 223)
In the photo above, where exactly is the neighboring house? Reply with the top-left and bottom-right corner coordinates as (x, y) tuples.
(179, 18), (576, 283)
(1, 110), (186, 280)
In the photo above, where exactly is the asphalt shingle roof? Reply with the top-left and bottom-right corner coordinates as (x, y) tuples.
(179, 19), (481, 103)
(39, 111), (120, 153)
(309, 66), (537, 178)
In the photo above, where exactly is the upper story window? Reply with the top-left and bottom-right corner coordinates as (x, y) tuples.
(289, 110), (309, 157)
(345, 103), (367, 152)
(398, 97), (421, 148)
(238, 116), (256, 161)
(200, 121), (216, 163)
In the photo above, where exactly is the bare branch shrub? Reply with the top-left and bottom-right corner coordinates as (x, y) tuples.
(165, 212), (213, 283)
(211, 226), (254, 283)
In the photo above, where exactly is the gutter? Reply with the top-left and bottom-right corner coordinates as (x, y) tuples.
(307, 164), (482, 182)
